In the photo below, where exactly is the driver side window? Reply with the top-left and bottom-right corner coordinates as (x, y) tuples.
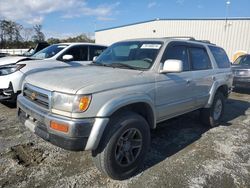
(162, 45), (190, 71)
(61, 46), (88, 61)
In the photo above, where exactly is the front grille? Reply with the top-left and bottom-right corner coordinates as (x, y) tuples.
(23, 84), (50, 109)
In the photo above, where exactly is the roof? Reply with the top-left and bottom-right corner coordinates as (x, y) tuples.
(55, 42), (107, 46)
(95, 17), (250, 32)
(119, 37), (217, 46)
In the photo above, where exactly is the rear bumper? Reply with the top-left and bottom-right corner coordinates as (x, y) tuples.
(17, 95), (96, 151)
(233, 77), (250, 88)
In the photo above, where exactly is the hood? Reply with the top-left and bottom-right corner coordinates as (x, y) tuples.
(25, 65), (152, 94)
(19, 59), (91, 76)
(0, 56), (28, 66)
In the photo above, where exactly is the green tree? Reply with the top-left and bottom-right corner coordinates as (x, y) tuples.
(47, 37), (60, 44)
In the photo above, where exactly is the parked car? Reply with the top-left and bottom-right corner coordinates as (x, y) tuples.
(17, 38), (232, 180)
(0, 53), (10, 58)
(232, 54), (250, 89)
(0, 43), (107, 101)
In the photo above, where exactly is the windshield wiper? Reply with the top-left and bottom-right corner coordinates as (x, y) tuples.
(90, 62), (111, 67)
(90, 62), (142, 70)
(108, 63), (140, 70)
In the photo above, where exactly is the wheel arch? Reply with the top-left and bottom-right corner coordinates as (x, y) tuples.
(97, 93), (156, 129)
(205, 82), (229, 108)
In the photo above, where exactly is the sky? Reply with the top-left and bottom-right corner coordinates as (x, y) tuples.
(0, 0), (249, 39)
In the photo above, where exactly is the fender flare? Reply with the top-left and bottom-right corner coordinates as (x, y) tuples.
(97, 93), (156, 124)
(205, 81), (225, 108)
(85, 93), (156, 151)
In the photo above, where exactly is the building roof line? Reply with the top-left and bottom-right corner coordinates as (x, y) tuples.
(95, 17), (250, 32)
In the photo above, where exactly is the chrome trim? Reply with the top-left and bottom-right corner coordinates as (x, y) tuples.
(23, 83), (52, 111)
(18, 95), (94, 138)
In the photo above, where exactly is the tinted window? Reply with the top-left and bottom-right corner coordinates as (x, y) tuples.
(162, 45), (190, 71)
(209, 46), (230, 68)
(235, 55), (250, 66)
(89, 46), (106, 60)
(62, 46), (88, 61)
(189, 47), (211, 70)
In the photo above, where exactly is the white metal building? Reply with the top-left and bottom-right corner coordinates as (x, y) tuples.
(95, 18), (250, 60)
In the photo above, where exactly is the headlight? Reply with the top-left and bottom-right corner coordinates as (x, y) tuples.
(52, 92), (91, 113)
(0, 64), (26, 76)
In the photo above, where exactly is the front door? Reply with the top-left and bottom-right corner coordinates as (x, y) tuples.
(155, 43), (195, 122)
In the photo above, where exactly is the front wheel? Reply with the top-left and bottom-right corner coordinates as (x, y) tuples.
(200, 92), (225, 127)
(92, 112), (150, 180)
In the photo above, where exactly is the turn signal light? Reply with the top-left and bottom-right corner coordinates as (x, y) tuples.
(79, 96), (91, 111)
(50, 121), (69, 133)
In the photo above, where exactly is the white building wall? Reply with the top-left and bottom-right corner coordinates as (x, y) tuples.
(95, 19), (250, 60)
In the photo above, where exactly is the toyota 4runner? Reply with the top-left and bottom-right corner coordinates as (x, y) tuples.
(17, 37), (233, 180)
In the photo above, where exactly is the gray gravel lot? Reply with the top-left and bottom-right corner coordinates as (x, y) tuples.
(0, 91), (249, 188)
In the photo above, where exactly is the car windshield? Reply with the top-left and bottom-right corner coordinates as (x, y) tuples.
(234, 55), (250, 66)
(31, 44), (68, 59)
(94, 41), (163, 70)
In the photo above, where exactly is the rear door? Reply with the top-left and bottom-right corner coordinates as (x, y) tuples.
(188, 44), (214, 107)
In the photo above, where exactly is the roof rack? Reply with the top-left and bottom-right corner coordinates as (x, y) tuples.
(165, 36), (215, 45)
(164, 36), (196, 40)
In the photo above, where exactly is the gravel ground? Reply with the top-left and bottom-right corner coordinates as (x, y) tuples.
(0, 91), (249, 188)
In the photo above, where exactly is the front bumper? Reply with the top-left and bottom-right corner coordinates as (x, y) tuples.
(0, 71), (23, 93)
(17, 95), (95, 151)
(233, 77), (250, 88)
(0, 83), (17, 101)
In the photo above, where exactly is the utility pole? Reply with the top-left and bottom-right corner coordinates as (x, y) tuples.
(225, 0), (231, 27)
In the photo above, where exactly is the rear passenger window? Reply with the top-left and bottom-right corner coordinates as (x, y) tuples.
(163, 45), (190, 71)
(189, 47), (211, 70)
(209, 46), (230, 68)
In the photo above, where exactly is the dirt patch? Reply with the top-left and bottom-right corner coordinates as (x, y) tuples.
(0, 92), (249, 187)
(10, 143), (46, 167)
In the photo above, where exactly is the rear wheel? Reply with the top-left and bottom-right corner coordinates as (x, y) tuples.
(92, 112), (150, 180)
(200, 92), (225, 127)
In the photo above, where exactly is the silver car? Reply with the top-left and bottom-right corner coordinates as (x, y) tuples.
(17, 37), (233, 180)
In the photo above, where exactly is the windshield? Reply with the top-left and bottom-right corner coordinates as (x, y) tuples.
(31, 44), (68, 59)
(94, 41), (163, 70)
(234, 55), (250, 65)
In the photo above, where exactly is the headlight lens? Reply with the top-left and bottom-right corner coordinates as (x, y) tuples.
(52, 92), (91, 113)
(0, 64), (25, 76)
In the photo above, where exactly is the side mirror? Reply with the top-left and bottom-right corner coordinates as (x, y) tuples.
(93, 56), (97, 61)
(160, 59), (183, 73)
(62, 54), (73, 61)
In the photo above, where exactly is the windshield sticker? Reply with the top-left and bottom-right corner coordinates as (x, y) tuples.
(141, 44), (161, 49)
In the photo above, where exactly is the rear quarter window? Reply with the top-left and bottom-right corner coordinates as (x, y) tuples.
(209, 46), (230, 68)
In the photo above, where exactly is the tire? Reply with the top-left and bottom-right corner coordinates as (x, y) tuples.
(200, 92), (225, 127)
(92, 111), (151, 180)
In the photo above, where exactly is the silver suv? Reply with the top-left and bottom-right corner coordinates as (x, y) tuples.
(17, 37), (233, 180)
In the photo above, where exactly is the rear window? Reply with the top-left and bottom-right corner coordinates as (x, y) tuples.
(209, 46), (230, 68)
